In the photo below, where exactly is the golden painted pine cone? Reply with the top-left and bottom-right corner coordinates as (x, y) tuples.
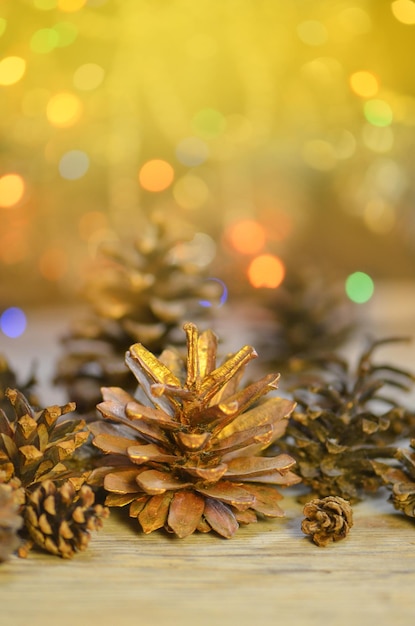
(301, 496), (353, 547)
(24, 480), (109, 558)
(90, 322), (301, 538)
(0, 482), (23, 561)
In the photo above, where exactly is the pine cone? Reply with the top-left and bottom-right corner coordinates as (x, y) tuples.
(0, 482), (23, 561)
(90, 322), (300, 538)
(373, 439), (415, 518)
(56, 217), (220, 416)
(0, 388), (89, 488)
(24, 480), (109, 558)
(301, 496), (353, 547)
(280, 337), (415, 501)
(256, 264), (355, 369)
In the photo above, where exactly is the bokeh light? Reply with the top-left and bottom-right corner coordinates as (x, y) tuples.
(0, 18), (6, 37)
(34, 0), (57, 8)
(349, 71), (379, 98)
(0, 307), (27, 338)
(345, 271), (375, 303)
(46, 92), (83, 127)
(30, 28), (59, 54)
(73, 63), (105, 91)
(138, 159), (174, 192)
(199, 278), (228, 308)
(176, 137), (209, 166)
(0, 56), (26, 86)
(173, 174), (209, 210)
(57, 0), (87, 11)
(391, 0), (415, 24)
(192, 109), (226, 138)
(59, 150), (90, 179)
(248, 254), (286, 289)
(364, 99), (394, 127)
(0, 174), (25, 208)
(53, 22), (78, 47)
(297, 20), (328, 46)
(227, 219), (267, 255)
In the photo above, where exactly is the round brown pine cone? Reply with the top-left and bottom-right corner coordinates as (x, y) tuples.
(0, 482), (23, 561)
(24, 480), (109, 558)
(301, 495), (353, 547)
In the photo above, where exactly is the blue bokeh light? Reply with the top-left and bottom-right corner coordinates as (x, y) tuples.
(0, 307), (27, 338)
(199, 277), (228, 308)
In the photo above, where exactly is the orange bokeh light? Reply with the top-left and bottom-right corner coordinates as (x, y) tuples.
(227, 219), (266, 255)
(138, 159), (174, 192)
(247, 254), (285, 288)
(0, 174), (25, 208)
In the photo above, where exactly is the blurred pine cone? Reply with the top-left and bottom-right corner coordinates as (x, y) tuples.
(56, 217), (221, 416)
(90, 322), (300, 538)
(280, 337), (415, 502)
(0, 482), (23, 562)
(24, 480), (108, 559)
(0, 355), (38, 420)
(256, 264), (356, 370)
(373, 439), (415, 518)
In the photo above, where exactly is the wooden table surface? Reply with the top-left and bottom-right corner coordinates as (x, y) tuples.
(1, 282), (415, 626)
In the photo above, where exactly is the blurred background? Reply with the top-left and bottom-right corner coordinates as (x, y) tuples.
(1, 0), (415, 325)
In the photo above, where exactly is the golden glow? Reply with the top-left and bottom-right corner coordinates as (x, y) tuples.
(302, 140), (337, 171)
(248, 254), (285, 289)
(391, 0), (415, 24)
(227, 220), (266, 255)
(0, 230), (29, 264)
(0, 174), (25, 208)
(57, 0), (87, 12)
(0, 56), (26, 86)
(46, 92), (83, 127)
(173, 175), (209, 210)
(78, 211), (109, 240)
(38, 246), (68, 281)
(349, 71), (379, 98)
(364, 199), (396, 234)
(138, 159), (174, 192)
(73, 63), (105, 91)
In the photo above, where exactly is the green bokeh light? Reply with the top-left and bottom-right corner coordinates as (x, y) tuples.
(192, 108), (226, 138)
(364, 99), (393, 127)
(30, 28), (59, 54)
(345, 271), (375, 303)
(0, 18), (6, 37)
(53, 22), (78, 48)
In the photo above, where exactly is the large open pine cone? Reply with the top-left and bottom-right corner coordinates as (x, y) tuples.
(56, 217), (220, 416)
(90, 322), (300, 538)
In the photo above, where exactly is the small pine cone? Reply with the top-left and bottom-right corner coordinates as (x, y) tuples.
(391, 482), (415, 518)
(0, 483), (23, 561)
(301, 496), (353, 547)
(24, 480), (109, 558)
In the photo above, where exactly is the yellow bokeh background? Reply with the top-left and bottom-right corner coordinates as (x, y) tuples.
(1, 0), (415, 304)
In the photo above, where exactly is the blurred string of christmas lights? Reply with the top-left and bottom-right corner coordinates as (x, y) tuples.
(1, 0), (415, 341)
